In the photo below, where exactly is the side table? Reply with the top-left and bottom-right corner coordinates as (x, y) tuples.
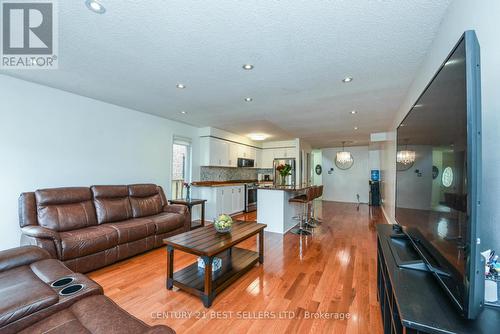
(168, 198), (207, 229)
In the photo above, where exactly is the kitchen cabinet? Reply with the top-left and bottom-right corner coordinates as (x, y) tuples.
(261, 149), (275, 168)
(260, 147), (297, 168)
(228, 143), (238, 167)
(200, 137), (230, 166)
(232, 186), (245, 212)
(200, 137), (259, 167)
(196, 185), (245, 221)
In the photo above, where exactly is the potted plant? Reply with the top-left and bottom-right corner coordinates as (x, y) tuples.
(214, 214), (233, 233)
(276, 164), (292, 186)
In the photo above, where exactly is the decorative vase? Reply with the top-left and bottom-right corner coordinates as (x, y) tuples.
(280, 175), (287, 186)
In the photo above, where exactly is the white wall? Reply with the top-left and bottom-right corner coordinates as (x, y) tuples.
(379, 0), (500, 248)
(312, 150), (323, 186)
(379, 132), (397, 223)
(321, 146), (370, 203)
(0, 75), (200, 250)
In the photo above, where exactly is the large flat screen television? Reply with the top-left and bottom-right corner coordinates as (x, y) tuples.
(395, 30), (483, 319)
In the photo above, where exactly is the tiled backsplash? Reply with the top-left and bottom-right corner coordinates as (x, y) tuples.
(200, 167), (274, 182)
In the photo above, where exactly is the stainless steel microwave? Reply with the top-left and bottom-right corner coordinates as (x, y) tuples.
(237, 158), (254, 168)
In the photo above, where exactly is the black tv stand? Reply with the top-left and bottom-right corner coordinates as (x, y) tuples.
(388, 233), (451, 277)
(377, 224), (499, 334)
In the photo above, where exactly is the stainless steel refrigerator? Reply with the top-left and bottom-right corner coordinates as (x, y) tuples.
(273, 158), (296, 186)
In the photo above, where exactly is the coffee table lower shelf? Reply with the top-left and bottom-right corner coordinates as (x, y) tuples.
(169, 247), (260, 307)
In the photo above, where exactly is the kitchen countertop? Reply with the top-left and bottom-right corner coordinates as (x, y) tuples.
(191, 180), (257, 187)
(257, 184), (312, 192)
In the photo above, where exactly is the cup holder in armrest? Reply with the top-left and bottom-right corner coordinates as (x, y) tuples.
(51, 277), (75, 288)
(59, 284), (85, 296)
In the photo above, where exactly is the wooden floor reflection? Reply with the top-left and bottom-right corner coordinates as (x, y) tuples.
(89, 201), (386, 334)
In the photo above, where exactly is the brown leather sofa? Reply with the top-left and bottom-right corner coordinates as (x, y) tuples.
(0, 246), (174, 334)
(19, 184), (190, 273)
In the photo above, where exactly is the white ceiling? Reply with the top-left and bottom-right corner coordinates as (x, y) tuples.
(3, 0), (452, 148)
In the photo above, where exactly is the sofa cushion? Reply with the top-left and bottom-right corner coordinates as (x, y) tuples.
(19, 295), (175, 334)
(59, 226), (118, 261)
(19, 308), (91, 334)
(91, 186), (132, 224)
(128, 184), (162, 218)
(0, 266), (58, 327)
(36, 188), (97, 232)
(149, 212), (185, 234)
(106, 218), (156, 244)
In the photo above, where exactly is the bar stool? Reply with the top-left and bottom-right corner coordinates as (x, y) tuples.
(305, 186), (319, 228)
(289, 187), (314, 235)
(310, 185), (323, 225)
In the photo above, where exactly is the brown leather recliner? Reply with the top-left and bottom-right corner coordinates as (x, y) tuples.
(19, 184), (190, 273)
(0, 246), (174, 334)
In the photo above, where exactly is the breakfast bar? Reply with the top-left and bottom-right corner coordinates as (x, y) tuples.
(256, 185), (312, 234)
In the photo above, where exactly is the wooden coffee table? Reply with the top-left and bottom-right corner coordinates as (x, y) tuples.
(163, 221), (267, 307)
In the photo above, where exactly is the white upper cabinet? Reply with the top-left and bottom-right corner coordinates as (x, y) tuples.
(200, 137), (230, 166)
(200, 137), (296, 168)
(210, 138), (230, 166)
(261, 149), (275, 168)
(259, 147), (297, 168)
(200, 137), (260, 167)
(228, 143), (238, 167)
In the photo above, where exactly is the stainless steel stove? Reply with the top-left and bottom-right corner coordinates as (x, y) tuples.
(244, 182), (257, 212)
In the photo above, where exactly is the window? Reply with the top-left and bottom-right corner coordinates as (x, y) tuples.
(442, 166), (453, 188)
(171, 136), (192, 199)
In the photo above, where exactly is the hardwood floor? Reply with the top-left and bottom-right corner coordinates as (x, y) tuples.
(88, 201), (386, 334)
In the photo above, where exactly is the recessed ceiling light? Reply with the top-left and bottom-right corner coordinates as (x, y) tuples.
(244, 97), (253, 102)
(85, 0), (106, 14)
(176, 83), (186, 89)
(180, 111), (187, 114)
(350, 110), (357, 114)
(248, 133), (268, 141)
(242, 64), (254, 70)
(342, 76), (353, 83)
(354, 126), (359, 130)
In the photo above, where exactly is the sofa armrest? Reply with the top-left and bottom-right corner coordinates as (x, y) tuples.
(22, 225), (61, 241)
(163, 204), (188, 215)
(163, 204), (191, 231)
(21, 226), (62, 259)
(0, 246), (51, 273)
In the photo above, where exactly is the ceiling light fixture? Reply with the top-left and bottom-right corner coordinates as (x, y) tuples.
(397, 140), (416, 165)
(350, 110), (357, 114)
(244, 97), (253, 102)
(85, 0), (106, 14)
(180, 111), (187, 114)
(248, 133), (268, 141)
(242, 64), (254, 70)
(176, 83), (186, 89)
(342, 76), (353, 83)
(336, 141), (353, 164)
(354, 126), (359, 130)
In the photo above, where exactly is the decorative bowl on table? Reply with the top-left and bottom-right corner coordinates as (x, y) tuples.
(214, 214), (233, 233)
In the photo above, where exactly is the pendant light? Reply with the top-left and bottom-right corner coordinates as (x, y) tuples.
(336, 141), (353, 164)
(397, 140), (416, 165)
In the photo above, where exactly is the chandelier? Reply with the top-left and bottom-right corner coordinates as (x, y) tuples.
(336, 141), (353, 164)
(397, 141), (416, 165)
